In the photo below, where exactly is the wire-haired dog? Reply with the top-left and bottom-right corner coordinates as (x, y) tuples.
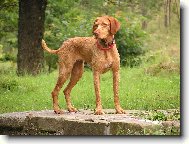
(42, 16), (125, 115)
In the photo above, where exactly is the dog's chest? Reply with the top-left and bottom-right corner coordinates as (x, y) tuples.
(96, 51), (113, 72)
(103, 51), (113, 67)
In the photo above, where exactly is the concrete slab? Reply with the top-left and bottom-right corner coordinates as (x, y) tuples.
(0, 109), (180, 135)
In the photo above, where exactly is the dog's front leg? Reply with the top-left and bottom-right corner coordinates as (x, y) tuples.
(113, 70), (125, 114)
(93, 71), (104, 115)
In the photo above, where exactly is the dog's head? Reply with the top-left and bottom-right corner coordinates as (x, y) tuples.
(93, 16), (120, 39)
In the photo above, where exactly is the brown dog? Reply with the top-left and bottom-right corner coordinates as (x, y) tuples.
(42, 16), (125, 115)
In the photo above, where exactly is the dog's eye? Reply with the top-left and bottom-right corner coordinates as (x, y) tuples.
(93, 24), (98, 29)
(102, 23), (108, 27)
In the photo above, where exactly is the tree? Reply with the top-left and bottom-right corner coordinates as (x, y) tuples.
(164, 0), (171, 27)
(17, 0), (47, 75)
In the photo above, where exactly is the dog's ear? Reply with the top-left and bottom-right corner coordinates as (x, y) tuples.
(92, 23), (97, 33)
(92, 18), (99, 33)
(108, 17), (120, 35)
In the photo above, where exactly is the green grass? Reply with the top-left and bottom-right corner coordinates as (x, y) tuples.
(0, 63), (180, 114)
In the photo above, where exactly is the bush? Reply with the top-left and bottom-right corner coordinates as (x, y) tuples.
(0, 77), (19, 91)
(116, 15), (147, 67)
(0, 53), (16, 62)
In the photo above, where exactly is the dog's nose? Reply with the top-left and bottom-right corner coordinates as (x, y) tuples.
(94, 32), (98, 37)
(93, 30), (100, 37)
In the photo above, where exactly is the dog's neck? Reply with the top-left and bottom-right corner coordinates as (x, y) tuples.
(98, 35), (115, 48)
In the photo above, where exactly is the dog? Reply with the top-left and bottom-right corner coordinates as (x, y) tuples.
(41, 16), (125, 115)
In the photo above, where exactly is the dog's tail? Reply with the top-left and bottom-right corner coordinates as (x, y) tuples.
(41, 39), (59, 54)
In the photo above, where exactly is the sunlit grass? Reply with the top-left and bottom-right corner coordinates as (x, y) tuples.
(0, 65), (180, 114)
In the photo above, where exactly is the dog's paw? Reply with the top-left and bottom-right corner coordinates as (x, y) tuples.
(68, 106), (77, 112)
(95, 109), (105, 115)
(116, 107), (126, 114)
(54, 109), (64, 114)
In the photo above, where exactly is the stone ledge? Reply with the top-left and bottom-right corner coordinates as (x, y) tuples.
(0, 109), (180, 135)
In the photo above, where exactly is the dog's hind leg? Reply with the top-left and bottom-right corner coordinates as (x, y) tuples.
(63, 60), (84, 112)
(51, 63), (72, 114)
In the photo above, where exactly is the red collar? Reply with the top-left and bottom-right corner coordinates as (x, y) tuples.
(96, 39), (115, 50)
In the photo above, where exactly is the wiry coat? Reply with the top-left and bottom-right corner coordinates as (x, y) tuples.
(42, 16), (125, 115)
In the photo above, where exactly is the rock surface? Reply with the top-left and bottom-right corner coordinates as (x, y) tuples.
(0, 109), (180, 135)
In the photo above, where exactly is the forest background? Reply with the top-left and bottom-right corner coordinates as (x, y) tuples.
(0, 0), (180, 114)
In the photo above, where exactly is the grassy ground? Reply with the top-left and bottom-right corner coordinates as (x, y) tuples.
(0, 61), (180, 114)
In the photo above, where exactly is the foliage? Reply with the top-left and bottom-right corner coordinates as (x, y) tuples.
(0, 77), (19, 92)
(116, 13), (147, 67)
(0, 0), (180, 72)
(0, 0), (18, 61)
(0, 52), (17, 62)
(148, 111), (167, 121)
(136, 109), (180, 121)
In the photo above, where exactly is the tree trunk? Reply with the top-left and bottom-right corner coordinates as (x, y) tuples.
(141, 0), (148, 29)
(17, 0), (47, 76)
(174, 0), (180, 22)
(164, 0), (171, 27)
(169, 0), (171, 26)
(164, 0), (168, 27)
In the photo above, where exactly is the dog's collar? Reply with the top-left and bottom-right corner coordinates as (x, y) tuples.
(96, 38), (115, 50)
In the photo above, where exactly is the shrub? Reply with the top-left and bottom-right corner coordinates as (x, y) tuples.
(116, 15), (147, 67)
(0, 77), (19, 91)
(0, 53), (16, 62)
